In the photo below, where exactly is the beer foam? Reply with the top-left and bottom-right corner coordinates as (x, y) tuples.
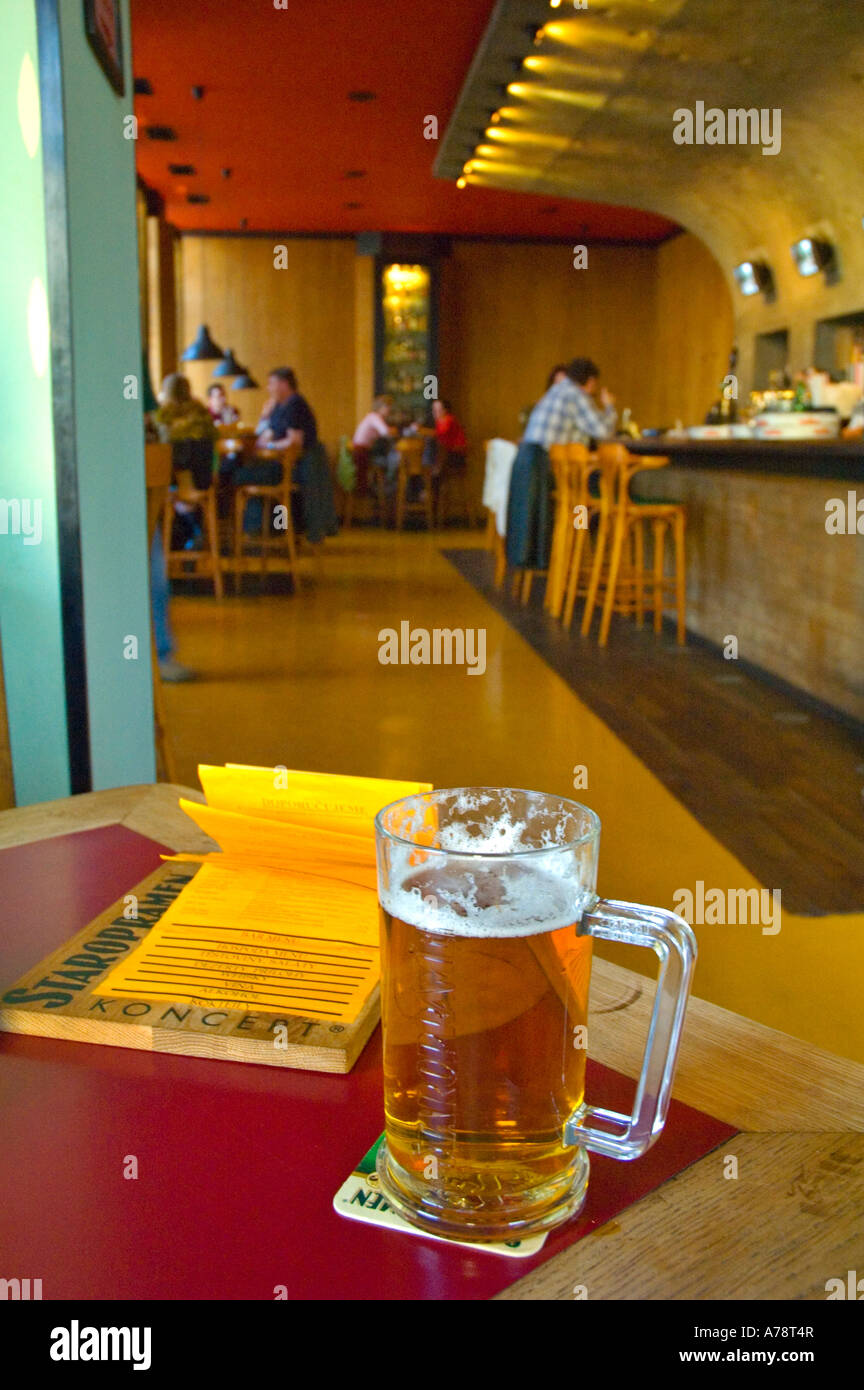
(381, 854), (594, 938)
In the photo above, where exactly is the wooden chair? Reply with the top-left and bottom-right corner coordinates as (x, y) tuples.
(581, 443), (686, 647)
(343, 444), (388, 528)
(395, 438), (433, 530)
(163, 466), (224, 600)
(482, 438), (515, 588)
(434, 443), (476, 527)
(145, 441), (177, 783)
(232, 443), (302, 582)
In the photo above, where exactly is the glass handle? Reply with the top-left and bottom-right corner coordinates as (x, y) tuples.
(565, 898), (697, 1160)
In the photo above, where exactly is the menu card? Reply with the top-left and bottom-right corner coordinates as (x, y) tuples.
(94, 765), (431, 1024)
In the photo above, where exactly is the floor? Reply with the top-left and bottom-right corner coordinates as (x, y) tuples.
(164, 526), (864, 1063)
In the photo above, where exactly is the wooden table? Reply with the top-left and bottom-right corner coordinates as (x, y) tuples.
(2, 784), (863, 1301)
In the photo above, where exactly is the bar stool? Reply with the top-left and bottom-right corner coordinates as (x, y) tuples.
(233, 443), (301, 582)
(546, 443), (595, 620)
(395, 438), (433, 530)
(163, 468), (224, 600)
(581, 444), (686, 647)
(557, 444), (602, 629)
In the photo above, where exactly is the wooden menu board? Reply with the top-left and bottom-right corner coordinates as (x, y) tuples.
(0, 861), (379, 1073)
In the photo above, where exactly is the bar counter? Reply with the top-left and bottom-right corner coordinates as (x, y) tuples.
(626, 439), (864, 721)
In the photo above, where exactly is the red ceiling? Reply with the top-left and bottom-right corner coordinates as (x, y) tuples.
(129, 0), (677, 242)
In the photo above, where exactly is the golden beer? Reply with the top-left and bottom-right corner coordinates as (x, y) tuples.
(379, 861), (593, 1239)
(374, 788), (696, 1241)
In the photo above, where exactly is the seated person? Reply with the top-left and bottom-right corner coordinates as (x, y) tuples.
(507, 358), (616, 570)
(207, 383), (240, 426)
(352, 395), (397, 491)
(546, 363), (569, 391)
(255, 367), (317, 451)
(432, 398), (467, 470)
(155, 374), (217, 546)
(523, 357), (616, 450)
(155, 373), (216, 449)
(237, 368), (337, 542)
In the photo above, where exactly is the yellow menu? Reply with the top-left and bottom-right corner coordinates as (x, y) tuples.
(95, 765), (431, 1023)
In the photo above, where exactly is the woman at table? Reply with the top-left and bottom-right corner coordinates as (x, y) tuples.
(155, 374), (216, 449)
(206, 383), (239, 426)
(353, 395), (397, 492)
(155, 374), (217, 549)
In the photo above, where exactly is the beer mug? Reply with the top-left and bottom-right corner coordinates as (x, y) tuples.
(374, 788), (696, 1242)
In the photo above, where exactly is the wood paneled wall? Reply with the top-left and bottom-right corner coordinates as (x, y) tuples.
(179, 237), (361, 452)
(147, 214), (178, 387)
(176, 232), (732, 472)
(439, 241), (657, 450)
(650, 233), (736, 428)
(437, 235), (733, 493)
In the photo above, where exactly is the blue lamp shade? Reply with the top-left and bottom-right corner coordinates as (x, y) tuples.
(212, 348), (244, 378)
(180, 323), (224, 361)
(790, 238), (833, 277)
(733, 260), (773, 297)
(232, 370), (259, 390)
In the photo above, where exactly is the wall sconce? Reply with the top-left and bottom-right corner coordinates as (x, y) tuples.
(733, 260), (774, 298)
(790, 237), (834, 278)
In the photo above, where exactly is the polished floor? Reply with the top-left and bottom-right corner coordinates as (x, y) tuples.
(165, 528), (864, 1063)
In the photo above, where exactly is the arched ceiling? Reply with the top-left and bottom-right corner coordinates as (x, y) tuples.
(438, 0), (864, 309)
(129, 0), (676, 241)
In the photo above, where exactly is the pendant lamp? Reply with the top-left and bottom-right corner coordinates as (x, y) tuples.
(180, 323), (224, 361)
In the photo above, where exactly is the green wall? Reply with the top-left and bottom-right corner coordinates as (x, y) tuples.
(0, 0), (69, 803)
(0, 0), (155, 805)
(57, 0), (155, 789)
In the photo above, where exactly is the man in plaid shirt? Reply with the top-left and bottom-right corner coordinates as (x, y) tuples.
(507, 357), (616, 569)
(523, 357), (617, 447)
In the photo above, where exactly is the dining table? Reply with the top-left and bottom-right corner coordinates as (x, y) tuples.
(1, 782), (862, 1302)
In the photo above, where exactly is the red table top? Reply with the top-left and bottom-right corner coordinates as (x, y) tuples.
(0, 824), (735, 1300)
